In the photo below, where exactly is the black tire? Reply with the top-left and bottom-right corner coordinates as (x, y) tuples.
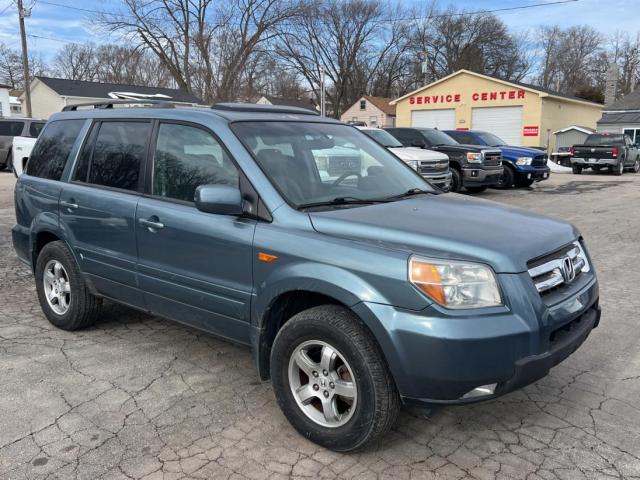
(592, 166), (602, 173)
(613, 159), (624, 176)
(35, 241), (102, 330)
(449, 168), (462, 193)
(516, 177), (535, 188)
(270, 305), (400, 452)
(572, 165), (582, 174)
(631, 159), (640, 173)
(4, 149), (11, 172)
(465, 186), (487, 194)
(495, 165), (515, 189)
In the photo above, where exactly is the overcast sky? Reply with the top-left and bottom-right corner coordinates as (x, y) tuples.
(0, 0), (636, 63)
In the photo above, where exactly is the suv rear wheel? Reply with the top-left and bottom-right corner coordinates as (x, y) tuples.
(35, 241), (102, 330)
(270, 305), (400, 452)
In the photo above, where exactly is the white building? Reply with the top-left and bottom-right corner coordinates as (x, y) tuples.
(0, 84), (11, 118)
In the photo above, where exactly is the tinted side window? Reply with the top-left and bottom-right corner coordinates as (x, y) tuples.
(26, 120), (84, 180)
(0, 121), (25, 136)
(28, 122), (45, 138)
(153, 123), (239, 202)
(88, 122), (150, 191)
(391, 129), (418, 145)
(73, 123), (99, 183)
(449, 131), (475, 144)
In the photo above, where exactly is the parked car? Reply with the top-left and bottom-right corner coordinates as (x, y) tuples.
(11, 135), (38, 177)
(0, 118), (46, 171)
(384, 127), (503, 193)
(14, 102), (600, 452)
(357, 126), (452, 191)
(570, 133), (640, 175)
(445, 130), (551, 188)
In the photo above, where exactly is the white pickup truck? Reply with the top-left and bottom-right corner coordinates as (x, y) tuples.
(11, 136), (37, 177)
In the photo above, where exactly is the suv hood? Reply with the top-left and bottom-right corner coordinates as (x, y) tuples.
(308, 195), (578, 273)
(389, 147), (449, 162)
(499, 145), (544, 160)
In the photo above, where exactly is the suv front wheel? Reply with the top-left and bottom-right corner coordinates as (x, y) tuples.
(270, 305), (400, 452)
(35, 241), (102, 330)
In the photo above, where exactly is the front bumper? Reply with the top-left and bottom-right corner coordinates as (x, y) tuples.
(514, 165), (551, 182)
(462, 166), (503, 186)
(571, 157), (619, 167)
(352, 270), (599, 406)
(422, 171), (452, 191)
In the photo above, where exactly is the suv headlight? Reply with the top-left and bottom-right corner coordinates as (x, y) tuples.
(516, 157), (533, 166)
(406, 160), (419, 171)
(467, 152), (482, 163)
(409, 256), (502, 309)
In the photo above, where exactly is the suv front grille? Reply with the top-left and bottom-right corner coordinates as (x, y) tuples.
(528, 242), (590, 295)
(482, 150), (502, 166)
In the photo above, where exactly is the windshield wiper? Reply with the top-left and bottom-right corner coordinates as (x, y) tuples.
(297, 196), (391, 210)
(381, 188), (435, 201)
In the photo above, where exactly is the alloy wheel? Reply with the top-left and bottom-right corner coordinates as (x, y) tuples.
(42, 260), (71, 315)
(288, 340), (357, 428)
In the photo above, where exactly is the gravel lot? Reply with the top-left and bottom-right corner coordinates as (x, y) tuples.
(1, 170), (639, 480)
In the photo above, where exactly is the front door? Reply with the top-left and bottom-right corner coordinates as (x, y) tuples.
(136, 121), (256, 344)
(60, 120), (152, 308)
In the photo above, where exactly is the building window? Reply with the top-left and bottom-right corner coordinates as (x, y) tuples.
(359, 100), (366, 110)
(11, 105), (21, 114)
(369, 115), (378, 127)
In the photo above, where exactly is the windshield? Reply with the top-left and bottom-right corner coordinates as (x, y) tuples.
(421, 129), (458, 146)
(584, 134), (624, 145)
(361, 129), (403, 148)
(477, 132), (506, 147)
(232, 121), (433, 208)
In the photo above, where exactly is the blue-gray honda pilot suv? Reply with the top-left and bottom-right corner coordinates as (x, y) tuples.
(13, 102), (600, 452)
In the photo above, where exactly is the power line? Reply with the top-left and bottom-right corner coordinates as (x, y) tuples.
(37, 0), (581, 24)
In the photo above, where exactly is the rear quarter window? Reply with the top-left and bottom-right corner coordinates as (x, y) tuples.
(28, 122), (46, 138)
(26, 119), (85, 181)
(0, 121), (25, 136)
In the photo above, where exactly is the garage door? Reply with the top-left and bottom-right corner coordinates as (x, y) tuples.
(411, 109), (455, 130)
(471, 106), (523, 145)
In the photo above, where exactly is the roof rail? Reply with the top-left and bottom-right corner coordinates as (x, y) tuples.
(211, 102), (319, 116)
(62, 99), (176, 112)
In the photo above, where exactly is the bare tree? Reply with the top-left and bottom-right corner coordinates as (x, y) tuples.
(410, 6), (530, 85)
(54, 43), (98, 81)
(276, 0), (405, 117)
(536, 25), (603, 96)
(0, 42), (47, 88)
(98, 0), (303, 103)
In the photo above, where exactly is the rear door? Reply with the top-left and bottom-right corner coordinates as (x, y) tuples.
(60, 120), (152, 308)
(135, 121), (256, 344)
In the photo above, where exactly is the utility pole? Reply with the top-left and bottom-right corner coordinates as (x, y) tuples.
(320, 66), (326, 117)
(17, 0), (32, 118)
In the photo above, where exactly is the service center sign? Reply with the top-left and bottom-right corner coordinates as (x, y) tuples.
(408, 89), (526, 105)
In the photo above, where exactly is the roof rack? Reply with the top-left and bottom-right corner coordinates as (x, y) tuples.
(62, 99), (176, 112)
(211, 102), (319, 116)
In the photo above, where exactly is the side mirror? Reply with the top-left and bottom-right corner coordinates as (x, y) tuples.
(195, 184), (243, 215)
(411, 139), (426, 148)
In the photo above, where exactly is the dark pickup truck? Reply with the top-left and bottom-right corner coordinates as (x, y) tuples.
(385, 127), (503, 193)
(570, 133), (640, 175)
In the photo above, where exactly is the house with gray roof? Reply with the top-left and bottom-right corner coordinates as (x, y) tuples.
(597, 88), (640, 144)
(21, 76), (203, 119)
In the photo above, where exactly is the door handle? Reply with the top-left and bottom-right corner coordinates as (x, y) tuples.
(139, 217), (164, 231)
(60, 200), (78, 210)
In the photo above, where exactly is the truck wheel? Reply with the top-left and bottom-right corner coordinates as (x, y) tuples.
(516, 178), (535, 188)
(35, 241), (102, 330)
(613, 159), (624, 176)
(631, 159), (640, 173)
(450, 168), (462, 193)
(270, 305), (400, 452)
(496, 165), (515, 189)
(465, 186), (487, 193)
(572, 165), (582, 174)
